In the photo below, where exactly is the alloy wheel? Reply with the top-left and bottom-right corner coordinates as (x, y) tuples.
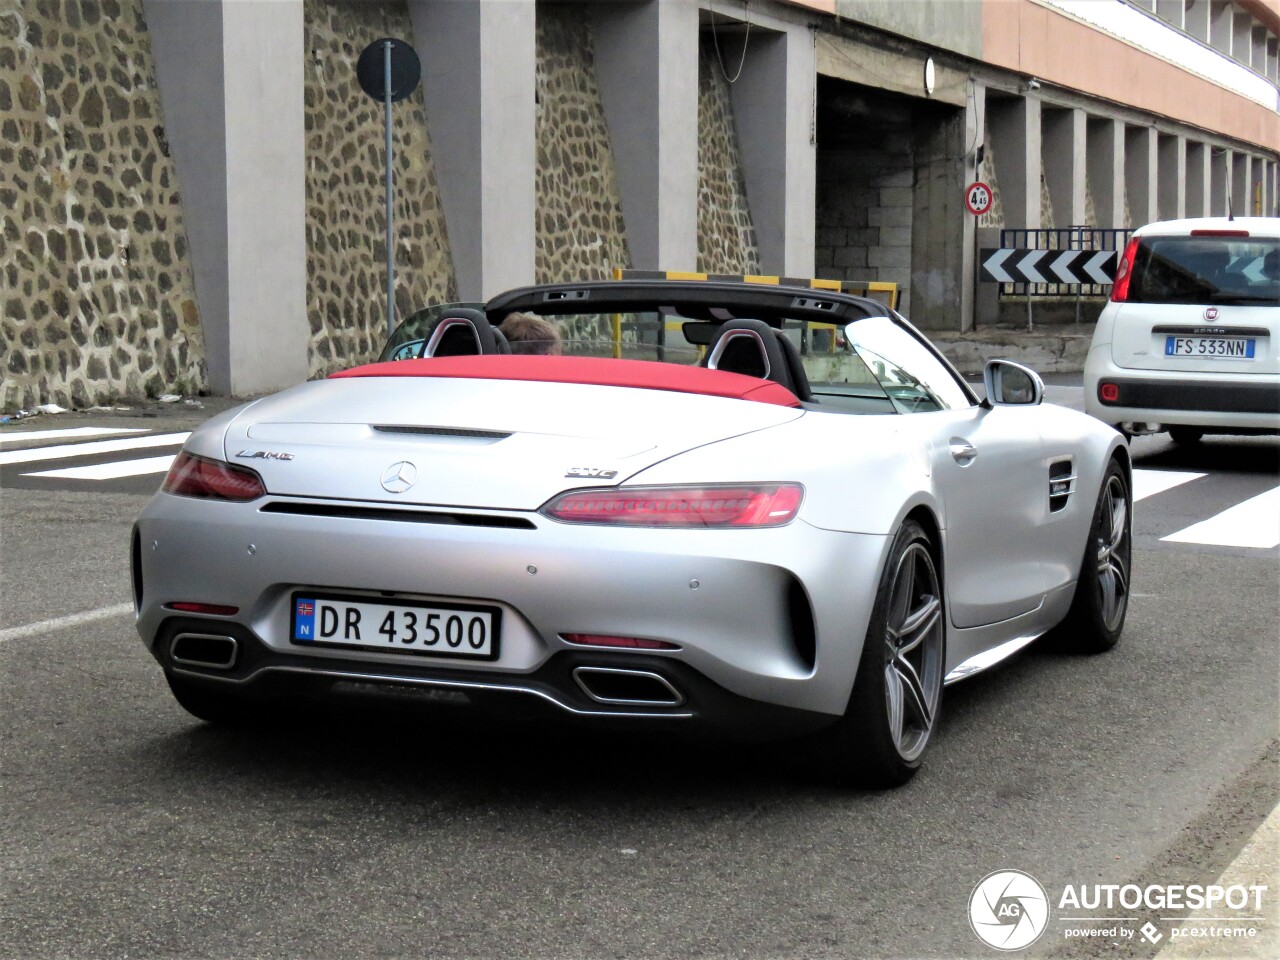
(883, 542), (944, 762)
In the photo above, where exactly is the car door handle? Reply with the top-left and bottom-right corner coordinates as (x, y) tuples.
(949, 439), (979, 465)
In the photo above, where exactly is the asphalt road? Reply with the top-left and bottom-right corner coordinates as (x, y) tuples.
(2, 386), (1277, 960)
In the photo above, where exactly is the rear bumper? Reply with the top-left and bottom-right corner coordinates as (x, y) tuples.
(134, 491), (892, 721)
(1083, 350), (1280, 432)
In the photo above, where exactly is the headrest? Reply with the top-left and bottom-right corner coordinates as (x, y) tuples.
(704, 318), (800, 395)
(423, 308), (503, 357)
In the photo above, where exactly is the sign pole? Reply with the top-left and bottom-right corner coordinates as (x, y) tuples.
(383, 40), (395, 337)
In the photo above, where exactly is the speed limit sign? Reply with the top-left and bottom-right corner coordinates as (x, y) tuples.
(965, 181), (993, 216)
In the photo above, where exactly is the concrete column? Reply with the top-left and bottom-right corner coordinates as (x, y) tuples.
(411, 0), (536, 300)
(727, 22), (817, 277)
(1231, 151), (1250, 216)
(1185, 0), (1210, 41)
(988, 96), (1041, 229)
(1087, 117), (1125, 227)
(145, 0), (308, 396)
(1125, 125), (1158, 226)
(1186, 141), (1211, 218)
(1043, 107), (1086, 227)
(960, 83), (985, 333)
(1233, 11), (1253, 64)
(1211, 147), (1229, 215)
(1210, 0), (1233, 54)
(1157, 134), (1186, 220)
(1248, 155), (1265, 215)
(593, 0), (698, 272)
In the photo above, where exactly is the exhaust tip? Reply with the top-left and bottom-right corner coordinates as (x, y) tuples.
(572, 667), (684, 707)
(170, 633), (239, 671)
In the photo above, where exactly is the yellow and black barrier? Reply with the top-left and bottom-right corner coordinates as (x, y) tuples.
(608, 268), (899, 358)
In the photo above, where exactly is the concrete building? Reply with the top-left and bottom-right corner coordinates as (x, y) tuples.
(1, 0), (1277, 406)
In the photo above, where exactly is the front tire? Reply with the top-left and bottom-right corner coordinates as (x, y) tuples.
(821, 519), (945, 788)
(1053, 458), (1131, 653)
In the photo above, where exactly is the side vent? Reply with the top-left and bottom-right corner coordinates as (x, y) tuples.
(787, 576), (817, 671)
(1049, 460), (1076, 513)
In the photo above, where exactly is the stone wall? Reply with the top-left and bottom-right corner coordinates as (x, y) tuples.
(533, 6), (630, 293)
(0, 0), (205, 409)
(814, 142), (914, 313)
(304, 0), (455, 378)
(696, 41), (759, 275)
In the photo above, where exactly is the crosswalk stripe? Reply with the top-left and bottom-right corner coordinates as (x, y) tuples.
(0, 432), (189, 466)
(0, 427), (148, 445)
(1132, 468), (1206, 502)
(1161, 486), (1280, 549)
(25, 454), (178, 481)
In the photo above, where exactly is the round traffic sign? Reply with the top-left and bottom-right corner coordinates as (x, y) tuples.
(356, 38), (421, 103)
(965, 181), (993, 217)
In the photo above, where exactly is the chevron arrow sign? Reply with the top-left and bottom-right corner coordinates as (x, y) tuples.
(980, 248), (1118, 285)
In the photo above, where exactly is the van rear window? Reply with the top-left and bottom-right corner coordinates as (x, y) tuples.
(1129, 237), (1279, 306)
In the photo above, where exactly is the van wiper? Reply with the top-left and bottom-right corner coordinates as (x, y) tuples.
(1207, 294), (1279, 304)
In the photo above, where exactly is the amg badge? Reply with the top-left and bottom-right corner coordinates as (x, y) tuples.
(236, 450), (295, 461)
(565, 466), (618, 479)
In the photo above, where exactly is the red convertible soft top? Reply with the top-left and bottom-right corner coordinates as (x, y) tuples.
(330, 355), (802, 407)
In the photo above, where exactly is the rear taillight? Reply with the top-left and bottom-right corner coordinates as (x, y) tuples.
(162, 451), (266, 501)
(562, 634), (679, 650)
(165, 602), (240, 616)
(1110, 237), (1140, 302)
(541, 483), (804, 528)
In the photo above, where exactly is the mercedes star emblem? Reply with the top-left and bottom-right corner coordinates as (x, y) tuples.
(381, 461), (418, 494)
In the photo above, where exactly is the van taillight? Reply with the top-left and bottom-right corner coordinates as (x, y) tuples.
(1110, 238), (1140, 302)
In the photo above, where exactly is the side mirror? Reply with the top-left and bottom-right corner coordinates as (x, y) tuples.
(983, 359), (1044, 406)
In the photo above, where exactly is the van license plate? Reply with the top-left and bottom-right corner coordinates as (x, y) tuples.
(1164, 336), (1256, 359)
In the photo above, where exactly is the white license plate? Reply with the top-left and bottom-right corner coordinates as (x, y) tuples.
(1164, 336), (1256, 359)
(291, 593), (498, 659)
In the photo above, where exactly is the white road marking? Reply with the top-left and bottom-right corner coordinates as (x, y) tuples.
(1161, 486), (1280, 549)
(25, 454), (177, 480)
(0, 427), (148, 445)
(1132, 468), (1206, 502)
(0, 602), (134, 643)
(0, 432), (190, 466)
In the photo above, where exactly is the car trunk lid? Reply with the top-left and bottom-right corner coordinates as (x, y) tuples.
(222, 376), (804, 510)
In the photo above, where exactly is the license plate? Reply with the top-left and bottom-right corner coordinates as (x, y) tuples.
(1164, 336), (1256, 359)
(291, 593), (499, 659)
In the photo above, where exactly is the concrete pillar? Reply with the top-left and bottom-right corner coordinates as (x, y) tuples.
(1248, 155), (1265, 216)
(727, 23), (817, 276)
(1211, 148), (1229, 215)
(1043, 107), (1086, 227)
(1233, 11), (1253, 64)
(411, 0), (536, 300)
(988, 95), (1041, 229)
(1087, 117), (1125, 227)
(1210, 0), (1233, 54)
(1231, 151), (1250, 216)
(1156, 0), (1184, 28)
(960, 83), (985, 333)
(1125, 125), (1158, 225)
(593, 0), (698, 272)
(1185, 0), (1210, 41)
(1186, 141), (1211, 218)
(144, 0), (308, 396)
(1157, 134), (1186, 220)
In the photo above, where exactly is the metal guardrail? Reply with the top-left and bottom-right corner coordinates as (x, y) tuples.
(997, 227), (1134, 299)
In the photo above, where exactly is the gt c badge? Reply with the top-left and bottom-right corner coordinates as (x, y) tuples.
(236, 450), (295, 461)
(565, 467), (618, 479)
(381, 461), (418, 494)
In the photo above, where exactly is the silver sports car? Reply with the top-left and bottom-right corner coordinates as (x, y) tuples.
(133, 281), (1131, 787)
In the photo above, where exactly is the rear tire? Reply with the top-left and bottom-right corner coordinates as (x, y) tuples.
(1169, 427), (1204, 445)
(1052, 459), (1131, 654)
(819, 520), (945, 789)
(165, 672), (254, 725)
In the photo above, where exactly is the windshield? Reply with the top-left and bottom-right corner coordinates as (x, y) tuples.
(1129, 236), (1280, 306)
